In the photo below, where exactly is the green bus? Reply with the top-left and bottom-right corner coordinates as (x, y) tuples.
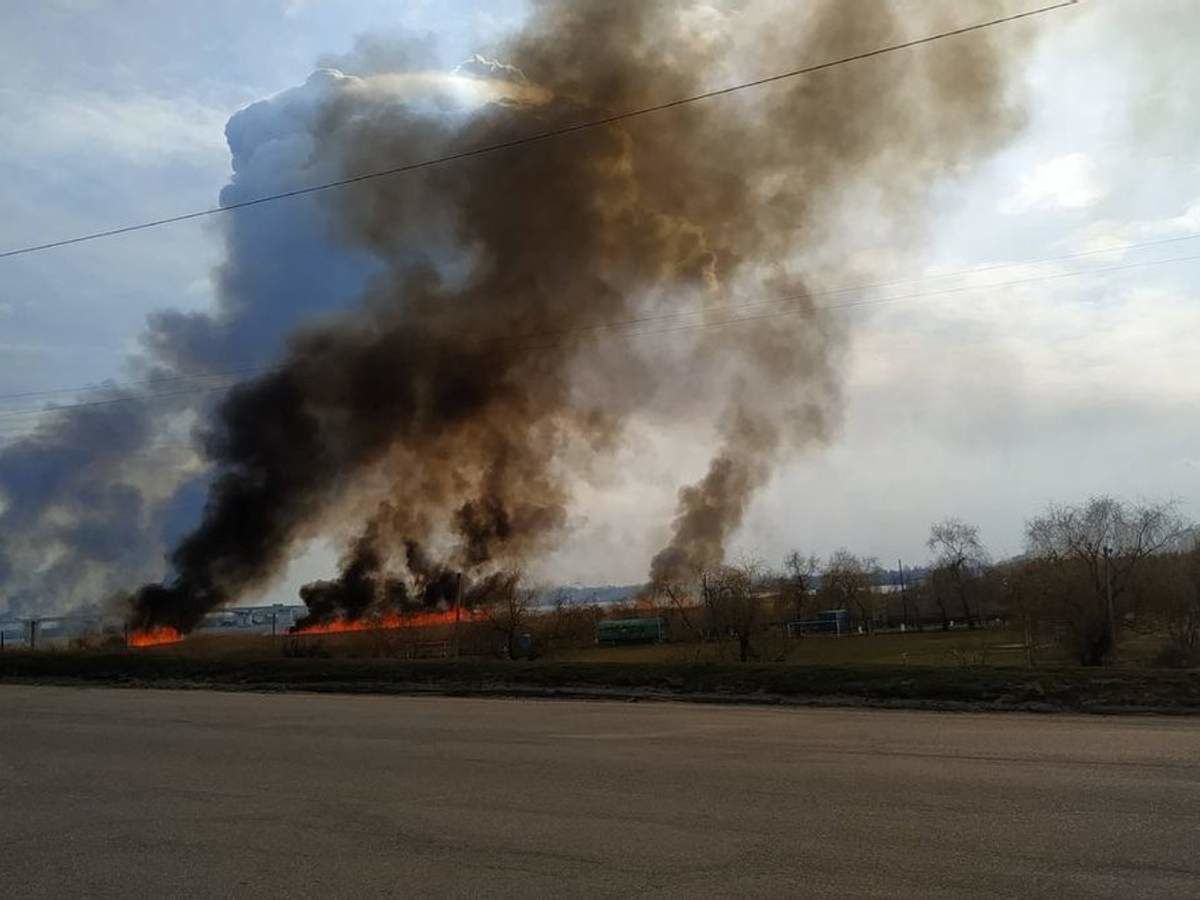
(597, 616), (668, 645)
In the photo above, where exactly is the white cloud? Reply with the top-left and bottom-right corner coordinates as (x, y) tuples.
(1001, 152), (1108, 215)
(1141, 198), (1200, 236)
(852, 266), (1200, 417)
(282, 0), (315, 17)
(2, 89), (230, 168)
(1065, 196), (1200, 254)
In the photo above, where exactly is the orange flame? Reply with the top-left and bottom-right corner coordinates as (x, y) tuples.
(129, 625), (184, 648)
(292, 607), (484, 635)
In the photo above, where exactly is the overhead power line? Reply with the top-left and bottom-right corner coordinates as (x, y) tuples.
(2, 244), (1196, 435)
(0, 363), (274, 404)
(0, 1), (1078, 261)
(3, 224), (1191, 408)
(0, 384), (236, 424)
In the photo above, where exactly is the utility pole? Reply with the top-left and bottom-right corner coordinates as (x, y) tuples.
(452, 572), (463, 658)
(1103, 545), (1115, 662)
(898, 558), (909, 632)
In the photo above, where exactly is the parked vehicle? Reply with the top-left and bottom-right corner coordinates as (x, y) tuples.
(597, 616), (668, 645)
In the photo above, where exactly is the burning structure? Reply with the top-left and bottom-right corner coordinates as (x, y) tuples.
(109, 1), (1035, 636)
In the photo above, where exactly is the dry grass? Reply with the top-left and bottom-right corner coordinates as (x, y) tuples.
(2, 622), (1192, 717)
(112, 623), (1169, 672)
(3, 650), (1199, 713)
(19, 613), (1180, 683)
(555, 629), (1061, 668)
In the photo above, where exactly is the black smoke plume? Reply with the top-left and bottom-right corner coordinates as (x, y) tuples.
(293, 523), (383, 630)
(291, 526), (524, 631)
(129, 0), (1033, 631)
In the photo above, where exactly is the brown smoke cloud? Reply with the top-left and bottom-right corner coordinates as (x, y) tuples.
(129, 0), (1034, 631)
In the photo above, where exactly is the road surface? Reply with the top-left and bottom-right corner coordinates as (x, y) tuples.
(1, 685), (1198, 897)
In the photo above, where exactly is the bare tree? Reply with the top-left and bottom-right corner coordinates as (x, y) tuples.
(900, 575), (943, 631)
(547, 590), (602, 650)
(1147, 531), (1200, 666)
(927, 518), (989, 629)
(700, 561), (769, 662)
(821, 550), (880, 634)
(653, 565), (707, 646)
(1025, 496), (1183, 665)
(926, 568), (953, 632)
(781, 550), (820, 621)
(993, 557), (1054, 667)
(478, 571), (530, 659)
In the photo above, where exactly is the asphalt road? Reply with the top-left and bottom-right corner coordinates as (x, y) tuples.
(1, 686), (1198, 898)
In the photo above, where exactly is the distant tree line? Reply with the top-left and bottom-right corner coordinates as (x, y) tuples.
(462, 494), (1195, 668)
(631, 495), (1196, 667)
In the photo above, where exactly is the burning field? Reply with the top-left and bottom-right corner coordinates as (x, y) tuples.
(104, 1), (1037, 639)
(127, 626), (185, 648)
(290, 607), (484, 637)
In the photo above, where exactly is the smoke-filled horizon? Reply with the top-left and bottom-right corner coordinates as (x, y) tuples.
(123, 0), (1034, 632)
(0, 1), (1042, 628)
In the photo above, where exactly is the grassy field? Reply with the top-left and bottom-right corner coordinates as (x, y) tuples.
(26, 622), (1172, 669)
(559, 629), (1045, 667)
(560, 627), (1173, 668)
(3, 620), (1191, 714)
(2, 640), (1198, 713)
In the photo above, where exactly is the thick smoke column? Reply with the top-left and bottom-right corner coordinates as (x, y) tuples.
(130, 0), (1032, 631)
(293, 522), (383, 630)
(650, 407), (779, 585)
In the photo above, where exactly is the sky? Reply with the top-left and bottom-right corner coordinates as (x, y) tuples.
(0, 0), (1198, 605)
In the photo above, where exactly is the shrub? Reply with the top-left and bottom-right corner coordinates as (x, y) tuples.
(281, 636), (330, 658)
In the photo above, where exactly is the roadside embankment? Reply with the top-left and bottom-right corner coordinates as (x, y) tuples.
(3, 652), (1199, 714)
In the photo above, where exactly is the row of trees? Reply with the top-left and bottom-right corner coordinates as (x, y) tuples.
(927, 497), (1193, 666)
(460, 495), (1195, 668)
(1008, 497), (1193, 665)
(641, 496), (1196, 667)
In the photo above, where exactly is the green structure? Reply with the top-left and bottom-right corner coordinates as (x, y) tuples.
(597, 616), (668, 645)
